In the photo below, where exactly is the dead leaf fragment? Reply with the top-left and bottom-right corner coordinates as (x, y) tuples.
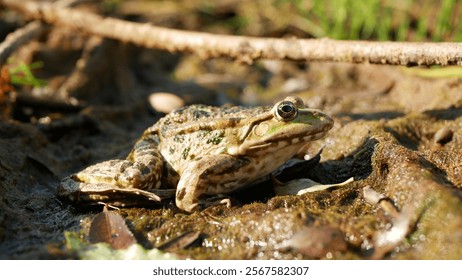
(274, 177), (354, 196)
(89, 210), (136, 250)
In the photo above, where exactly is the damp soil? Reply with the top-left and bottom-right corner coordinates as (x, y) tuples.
(1, 2), (462, 260)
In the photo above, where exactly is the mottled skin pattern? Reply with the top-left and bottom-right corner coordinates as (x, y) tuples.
(58, 96), (333, 212)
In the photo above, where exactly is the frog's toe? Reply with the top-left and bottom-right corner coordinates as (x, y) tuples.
(178, 194), (233, 212)
(199, 196), (233, 211)
(204, 196), (232, 208)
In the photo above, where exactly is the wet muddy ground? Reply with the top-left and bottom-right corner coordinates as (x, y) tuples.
(1, 3), (462, 259)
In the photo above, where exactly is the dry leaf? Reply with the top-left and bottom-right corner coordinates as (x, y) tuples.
(274, 177), (354, 196)
(89, 210), (136, 250)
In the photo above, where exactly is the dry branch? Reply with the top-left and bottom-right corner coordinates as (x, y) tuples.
(0, 21), (45, 67)
(2, 0), (462, 66)
(0, 0), (83, 67)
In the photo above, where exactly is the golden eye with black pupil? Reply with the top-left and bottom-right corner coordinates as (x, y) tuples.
(276, 101), (298, 121)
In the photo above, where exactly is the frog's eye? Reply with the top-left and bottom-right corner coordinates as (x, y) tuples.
(275, 101), (298, 121)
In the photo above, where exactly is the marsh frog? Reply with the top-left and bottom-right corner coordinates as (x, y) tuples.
(58, 96), (333, 212)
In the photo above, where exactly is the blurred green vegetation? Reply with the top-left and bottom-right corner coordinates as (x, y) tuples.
(305, 0), (461, 41)
(235, 0), (462, 41)
(190, 0), (462, 41)
(8, 61), (46, 87)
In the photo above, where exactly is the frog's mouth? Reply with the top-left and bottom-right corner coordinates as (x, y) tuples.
(233, 123), (332, 155)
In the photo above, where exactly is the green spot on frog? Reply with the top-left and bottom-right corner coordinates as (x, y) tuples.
(174, 134), (185, 143)
(207, 130), (225, 145)
(197, 130), (211, 140)
(182, 147), (191, 160)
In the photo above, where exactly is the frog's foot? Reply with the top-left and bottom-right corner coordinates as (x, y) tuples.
(58, 153), (165, 207)
(58, 176), (171, 207)
(71, 155), (163, 190)
(175, 154), (250, 212)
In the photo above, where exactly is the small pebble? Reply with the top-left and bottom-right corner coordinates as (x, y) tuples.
(149, 92), (185, 114)
(433, 126), (453, 145)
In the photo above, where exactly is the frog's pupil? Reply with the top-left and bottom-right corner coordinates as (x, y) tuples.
(277, 101), (296, 119)
(281, 104), (292, 113)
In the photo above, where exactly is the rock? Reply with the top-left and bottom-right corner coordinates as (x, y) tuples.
(148, 93), (185, 114)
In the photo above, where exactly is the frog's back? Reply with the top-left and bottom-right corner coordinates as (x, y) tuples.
(158, 104), (267, 126)
(156, 104), (267, 173)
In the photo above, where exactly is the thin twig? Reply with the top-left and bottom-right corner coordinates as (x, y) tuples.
(2, 0), (462, 66)
(0, 21), (45, 67)
(0, 0), (85, 67)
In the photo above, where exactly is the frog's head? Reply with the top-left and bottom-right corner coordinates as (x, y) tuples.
(232, 96), (333, 155)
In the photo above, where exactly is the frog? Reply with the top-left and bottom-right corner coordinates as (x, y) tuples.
(58, 96), (334, 212)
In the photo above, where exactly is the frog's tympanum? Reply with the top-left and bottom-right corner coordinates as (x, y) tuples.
(58, 96), (333, 212)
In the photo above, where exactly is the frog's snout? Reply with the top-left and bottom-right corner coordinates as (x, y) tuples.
(312, 110), (334, 131)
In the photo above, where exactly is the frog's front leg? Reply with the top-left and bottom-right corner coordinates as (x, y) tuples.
(175, 154), (251, 212)
(80, 135), (164, 189)
(58, 134), (168, 206)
